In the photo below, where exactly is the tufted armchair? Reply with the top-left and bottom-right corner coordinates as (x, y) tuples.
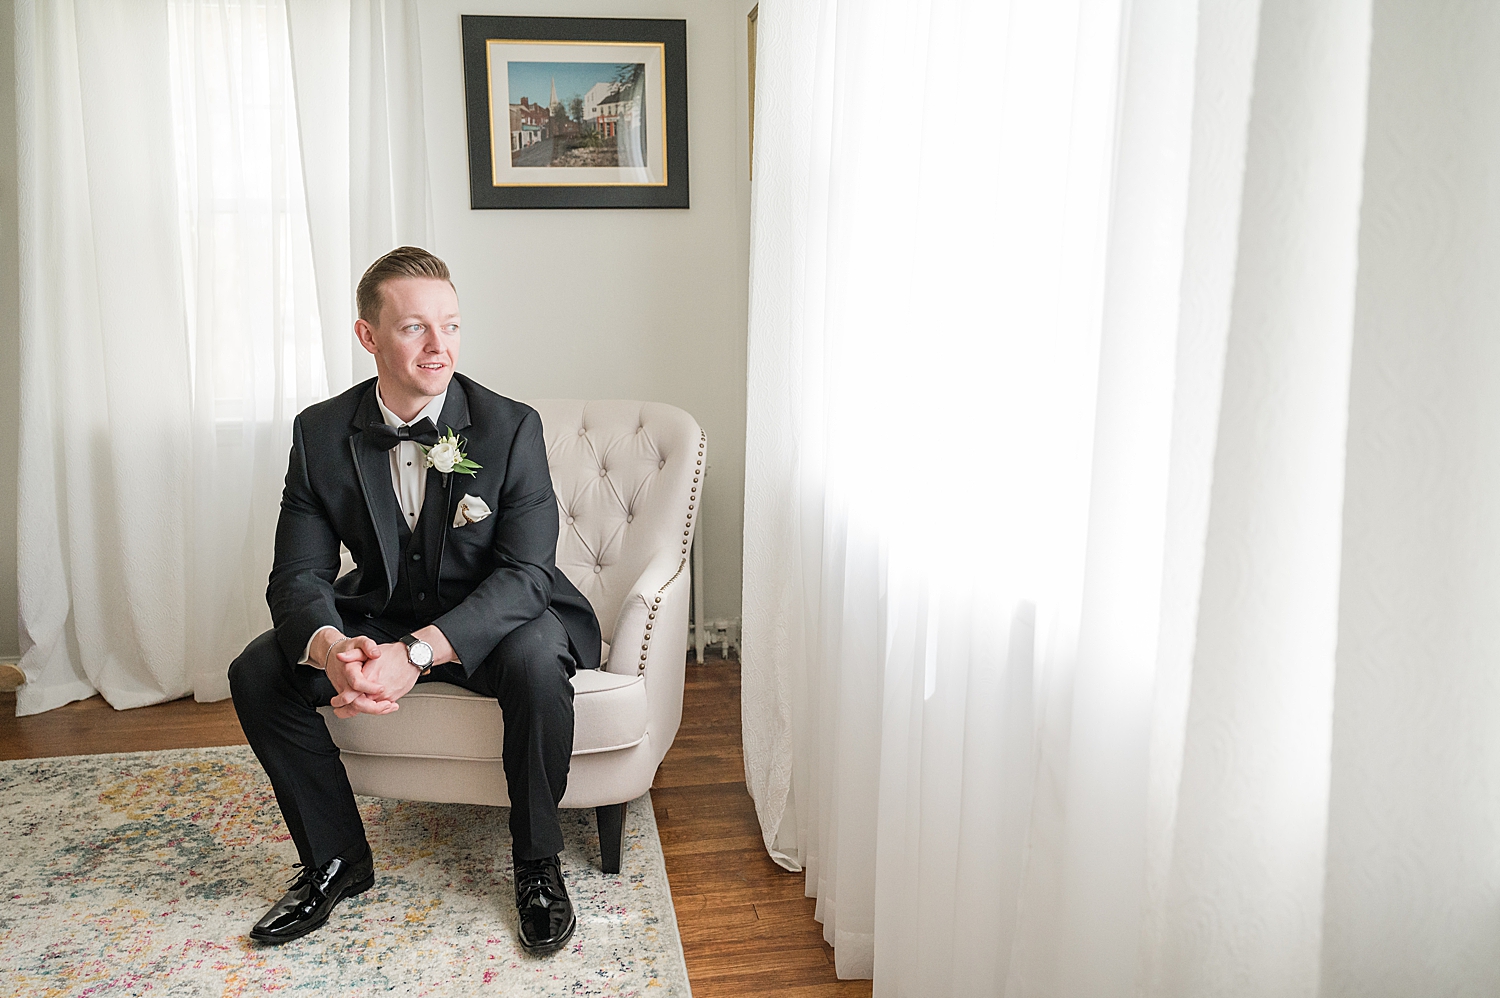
(320, 400), (706, 873)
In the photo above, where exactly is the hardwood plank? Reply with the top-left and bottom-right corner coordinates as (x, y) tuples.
(0, 657), (872, 997)
(756, 897), (827, 923)
(0, 691), (246, 760)
(682, 943), (834, 977)
(695, 978), (872, 998)
(704, 985), (870, 998)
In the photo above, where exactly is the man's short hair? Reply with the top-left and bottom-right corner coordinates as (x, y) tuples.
(356, 246), (453, 324)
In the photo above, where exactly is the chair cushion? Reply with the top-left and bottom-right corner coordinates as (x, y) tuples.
(325, 670), (648, 761)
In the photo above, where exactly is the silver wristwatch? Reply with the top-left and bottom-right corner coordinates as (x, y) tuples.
(400, 634), (434, 674)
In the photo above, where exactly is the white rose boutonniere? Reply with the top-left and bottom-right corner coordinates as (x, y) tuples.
(422, 428), (481, 477)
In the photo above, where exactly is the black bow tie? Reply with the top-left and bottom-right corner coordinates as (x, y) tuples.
(366, 417), (440, 450)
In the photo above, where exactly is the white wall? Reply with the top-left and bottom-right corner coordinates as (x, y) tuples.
(0, 0), (21, 660)
(417, 0), (751, 630)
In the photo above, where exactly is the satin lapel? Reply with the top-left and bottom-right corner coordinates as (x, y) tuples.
(436, 376), (472, 436)
(348, 385), (401, 597)
(434, 378), (471, 600)
(430, 466), (455, 608)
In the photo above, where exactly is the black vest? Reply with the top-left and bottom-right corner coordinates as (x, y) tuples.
(384, 469), (447, 629)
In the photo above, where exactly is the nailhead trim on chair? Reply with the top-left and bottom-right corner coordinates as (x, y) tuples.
(639, 429), (707, 674)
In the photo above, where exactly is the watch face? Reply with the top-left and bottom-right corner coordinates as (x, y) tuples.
(405, 638), (433, 668)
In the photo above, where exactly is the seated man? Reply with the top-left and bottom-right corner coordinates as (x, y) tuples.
(228, 246), (601, 954)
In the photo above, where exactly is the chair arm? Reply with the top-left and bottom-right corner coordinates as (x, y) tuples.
(608, 549), (690, 677)
(607, 549), (690, 765)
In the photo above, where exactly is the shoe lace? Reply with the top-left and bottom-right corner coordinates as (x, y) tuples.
(515, 859), (558, 903)
(284, 862), (329, 896)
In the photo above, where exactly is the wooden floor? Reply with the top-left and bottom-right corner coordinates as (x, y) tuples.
(0, 655), (870, 998)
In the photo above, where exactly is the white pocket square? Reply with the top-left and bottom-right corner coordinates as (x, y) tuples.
(453, 494), (492, 527)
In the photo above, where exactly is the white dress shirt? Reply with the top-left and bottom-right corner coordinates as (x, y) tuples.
(301, 384), (449, 666)
(376, 385), (449, 529)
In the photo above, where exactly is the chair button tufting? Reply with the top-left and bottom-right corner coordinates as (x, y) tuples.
(566, 516), (574, 525)
(658, 460), (665, 469)
(599, 469), (607, 477)
(626, 514), (633, 523)
(593, 564), (602, 573)
(577, 427), (586, 436)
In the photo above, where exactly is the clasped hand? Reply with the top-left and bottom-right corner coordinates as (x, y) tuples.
(325, 636), (420, 718)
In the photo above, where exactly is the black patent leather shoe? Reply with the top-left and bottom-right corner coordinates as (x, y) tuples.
(514, 854), (576, 955)
(249, 847), (375, 944)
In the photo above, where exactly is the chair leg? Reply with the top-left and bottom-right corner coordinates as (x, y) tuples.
(596, 802), (626, 874)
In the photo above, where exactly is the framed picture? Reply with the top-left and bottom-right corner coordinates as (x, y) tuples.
(461, 15), (690, 209)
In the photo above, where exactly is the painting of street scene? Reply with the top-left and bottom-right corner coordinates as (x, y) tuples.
(508, 61), (648, 168)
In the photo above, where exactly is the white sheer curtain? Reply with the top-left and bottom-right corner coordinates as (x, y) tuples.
(286, 0), (435, 389)
(15, 0), (431, 715)
(744, 0), (1500, 993)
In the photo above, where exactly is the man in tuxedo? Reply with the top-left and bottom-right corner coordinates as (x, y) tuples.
(228, 246), (600, 954)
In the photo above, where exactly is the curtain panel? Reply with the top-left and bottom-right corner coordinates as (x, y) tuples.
(14, 0), (432, 715)
(743, 0), (1500, 993)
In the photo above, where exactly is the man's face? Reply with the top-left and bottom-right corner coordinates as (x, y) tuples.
(355, 277), (461, 403)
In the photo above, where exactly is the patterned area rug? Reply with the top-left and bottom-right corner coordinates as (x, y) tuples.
(0, 745), (689, 996)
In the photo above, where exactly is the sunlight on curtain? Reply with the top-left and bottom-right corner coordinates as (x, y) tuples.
(166, 0), (328, 702)
(18, 0), (431, 714)
(166, 0), (327, 426)
(742, 0), (1398, 993)
(743, 0), (1126, 980)
(16, 0), (326, 713)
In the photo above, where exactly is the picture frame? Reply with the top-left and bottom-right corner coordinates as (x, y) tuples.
(461, 15), (690, 209)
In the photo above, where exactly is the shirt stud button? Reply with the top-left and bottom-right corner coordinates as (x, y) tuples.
(417, 592), (426, 601)
(412, 553), (421, 561)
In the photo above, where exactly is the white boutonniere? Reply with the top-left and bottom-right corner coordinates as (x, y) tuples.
(453, 494), (492, 527)
(422, 428), (481, 476)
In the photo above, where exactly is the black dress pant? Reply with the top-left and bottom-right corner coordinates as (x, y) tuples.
(228, 609), (577, 869)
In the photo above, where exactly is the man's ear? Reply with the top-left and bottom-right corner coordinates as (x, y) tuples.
(354, 318), (378, 357)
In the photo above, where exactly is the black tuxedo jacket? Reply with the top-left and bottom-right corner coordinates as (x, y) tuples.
(266, 373), (601, 675)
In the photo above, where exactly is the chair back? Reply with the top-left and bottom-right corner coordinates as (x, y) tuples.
(526, 400), (704, 642)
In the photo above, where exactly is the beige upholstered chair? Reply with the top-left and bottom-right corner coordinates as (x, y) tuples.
(320, 400), (705, 873)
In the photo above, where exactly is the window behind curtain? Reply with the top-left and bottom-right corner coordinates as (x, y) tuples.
(165, 0), (327, 428)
